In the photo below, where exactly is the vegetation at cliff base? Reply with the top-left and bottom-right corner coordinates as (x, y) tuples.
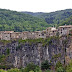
(1, 60), (72, 72)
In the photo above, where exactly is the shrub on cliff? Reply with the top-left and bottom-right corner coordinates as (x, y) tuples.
(45, 69), (53, 72)
(66, 60), (72, 72)
(55, 61), (65, 72)
(6, 48), (10, 55)
(55, 61), (63, 69)
(41, 60), (51, 70)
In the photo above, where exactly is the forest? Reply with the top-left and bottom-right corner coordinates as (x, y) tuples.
(23, 9), (72, 27)
(0, 9), (72, 32)
(0, 9), (49, 32)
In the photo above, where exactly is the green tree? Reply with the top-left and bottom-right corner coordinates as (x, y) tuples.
(56, 67), (64, 72)
(55, 61), (65, 72)
(66, 60), (72, 72)
(7, 68), (20, 72)
(29, 70), (34, 72)
(0, 69), (6, 72)
(23, 63), (41, 72)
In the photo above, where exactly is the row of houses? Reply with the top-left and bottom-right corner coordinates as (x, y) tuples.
(0, 25), (72, 40)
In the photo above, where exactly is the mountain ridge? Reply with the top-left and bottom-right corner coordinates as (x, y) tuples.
(22, 9), (72, 25)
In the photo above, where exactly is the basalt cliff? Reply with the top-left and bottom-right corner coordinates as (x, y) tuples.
(0, 36), (72, 68)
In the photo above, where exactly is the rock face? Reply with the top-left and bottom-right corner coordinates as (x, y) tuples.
(0, 36), (72, 68)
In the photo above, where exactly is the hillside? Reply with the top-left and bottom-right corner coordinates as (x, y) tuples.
(60, 15), (72, 26)
(0, 9), (72, 32)
(0, 9), (49, 32)
(23, 9), (72, 25)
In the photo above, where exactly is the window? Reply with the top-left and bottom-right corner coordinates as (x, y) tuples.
(39, 35), (40, 36)
(61, 29), (62, 31)
(42, 34), (44, 36)
(63, 28), (64, 30)
(53, 31), (54, 33)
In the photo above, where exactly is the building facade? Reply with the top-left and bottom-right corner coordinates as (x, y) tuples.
(0, 25), (72, 40)
(46, 27), (57, 37)
(58, 25), (72, 36)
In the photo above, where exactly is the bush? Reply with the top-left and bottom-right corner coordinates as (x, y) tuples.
(55, 61), (65, 72)
(29, 70), (34, 72)
(45, 69), (53, 72)
(41, 60), (50, 70)
(66, 60), (72, 72)
(0, 69), (6, 72)
(56, 67), (64, 72)
(7, 68), (20, 72)
(23, 63), (41, 72)
(55, 61), (63, 69)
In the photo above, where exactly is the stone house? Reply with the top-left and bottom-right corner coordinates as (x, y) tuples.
(2, 31), (14, 40)
(34, 30), (46, 39)
(11, 32), (21, 40)
(0, 31), (4, 40)
(58, 25), (72, 36)
(41, 30), (46, 38)
(50, 28), (58, 36)
(46, 27), (57, 37)
(21, 31), (36, 40)
(34, 31), (42, 39)
(27, 32), (35, 39)
(21, 31), (29, 40)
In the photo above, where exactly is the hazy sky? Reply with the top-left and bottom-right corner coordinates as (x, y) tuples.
(0, 0), (72, 12)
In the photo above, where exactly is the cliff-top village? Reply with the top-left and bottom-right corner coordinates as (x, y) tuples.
(0, 25), (72, 40)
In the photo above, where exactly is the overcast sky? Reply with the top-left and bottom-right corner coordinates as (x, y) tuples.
(0, 0), (72, 13)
